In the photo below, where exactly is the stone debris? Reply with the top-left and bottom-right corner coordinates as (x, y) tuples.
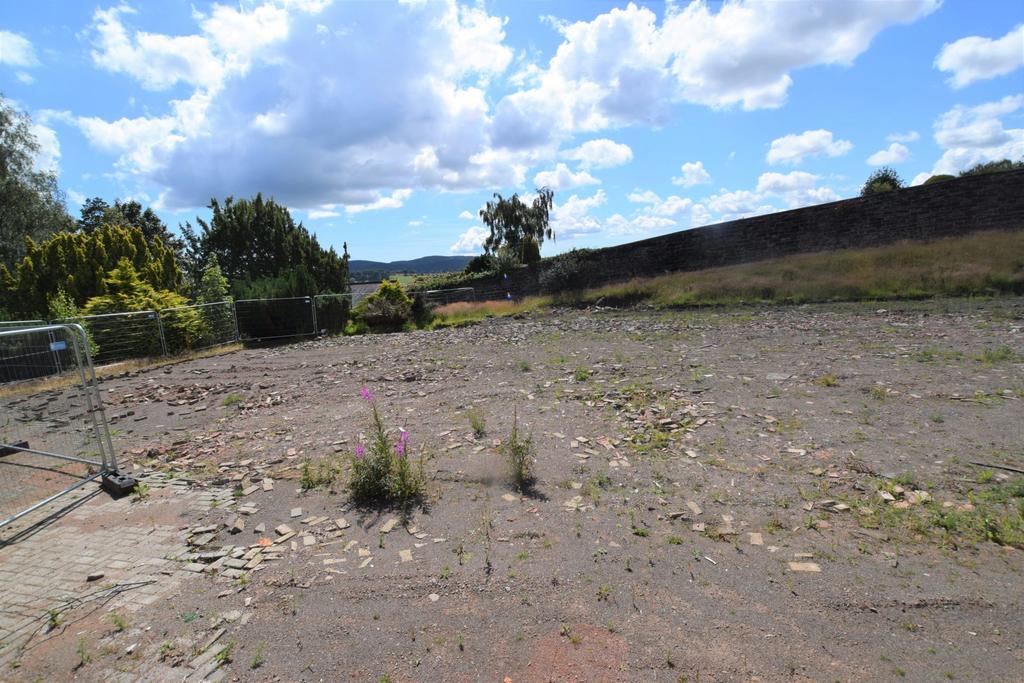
(788, 562), (822, 573)
(381, 518), (398, 533)
(399, 549), (413, 563)
(275, 524), (294, 536)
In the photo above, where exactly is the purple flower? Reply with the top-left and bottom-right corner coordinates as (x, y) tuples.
(354, 443), (365, 458)
(360, 387), (374, 403)
(394, 430), (409, 457)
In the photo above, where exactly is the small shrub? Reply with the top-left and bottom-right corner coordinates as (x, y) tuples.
(353, 280), (413, 331)
(221, 393), (244, 407)
(501, 409), (535, 491)
(861, 167), (904, 196)
(300, 457), (342, 490)
(348, 388), (425, 506)
(538, 248), (595, 295)
(574, 366), (592, 382)
(466, 406), (486, 438)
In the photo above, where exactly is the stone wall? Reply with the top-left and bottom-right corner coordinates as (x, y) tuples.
(456, 169), (1024, 301)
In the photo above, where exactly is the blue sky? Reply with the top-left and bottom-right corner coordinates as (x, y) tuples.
(1, 1), (1022, 262)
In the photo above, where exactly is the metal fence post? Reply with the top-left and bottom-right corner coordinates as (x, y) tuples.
(310, 296), (318, 335)
(155, 311), (169, 356)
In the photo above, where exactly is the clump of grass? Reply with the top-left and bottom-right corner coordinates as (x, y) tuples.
(300, 457), (342, 490)
(816, 373), (839, 387)
(976, 345), (1017, 365)
(221, 393), (244, 407)
(131, 483), (150, 500)
(574, 366), (593, 382)
(106, 612), (128, 632)
(466, 406), (486, 438)
(348, 388), (425, 507)
(429, 297), (552, 328)
(251, 641), (266, 669)
(501, 409), (535, 492)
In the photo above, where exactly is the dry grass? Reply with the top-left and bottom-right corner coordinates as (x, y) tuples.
(430, 297), (552, 327)
(567, 230), (1024, 308)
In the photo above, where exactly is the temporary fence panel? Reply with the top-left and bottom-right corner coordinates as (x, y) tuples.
(419, 287), (476, 307)
(159, 301), (238, 354)
(235, 297), (316, 341)
(0, 320), (46, 331)
(61, 311), (164, 365)
(0, 324), (122, 528)
(313, 294), (352, 335)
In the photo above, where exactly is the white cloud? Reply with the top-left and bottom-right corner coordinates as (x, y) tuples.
(307, 206), (340, 219)
(16, 71), (34, 85)
(886, 130), (919, 143)
(627, 189), (660, 204)
(533, 163), (600, 190)
(345, 188), (413, 214)
(867, 142), (910, 165)
(458, 210), (475, 220)
(705, 189), (774, 218)
(29, 123), (61, 174)
(766, 129), (853, 165)
(563, 138), (633, 169)
(756, 171), (840, 208)
(0, 30), (38, 67)
(493, 0), (937, 146)
(449, 225), (489, 254)
(935, 25), (1024, 89)
(551, 189), (607, 238)
(923, 94), (1024, 177)
(672, 160), (711, 187)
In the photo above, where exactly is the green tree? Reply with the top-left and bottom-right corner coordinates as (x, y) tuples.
(196, 254), (231, 304)
(353, 279), (413, 331)
(480, 188), (554, 265)
(861, 167), (904, 196)
(77, 197), (183, 255)
(186, 193), (349, 297)
(0, 96), (74, 268)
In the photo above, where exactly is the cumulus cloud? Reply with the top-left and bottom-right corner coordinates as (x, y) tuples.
(533, 163), (600, 190)
(867, 142), (910, 165)
(492, 0), (936, 147)
(672, 160), (711, 186)
(935, 25), (1024, 89)
(766, 129), (853, 165)
(29, 123), (61, 174)
(551, 189), (607, 238)
(562, 138), (633, 169)
(755, 171), (840, 208)
(449, 225), (489, 254)
(458, 210), (475, 220)
(0, 30), (38, 67)
(922, 94), (1024, 177)
(345, 189), (413, 214)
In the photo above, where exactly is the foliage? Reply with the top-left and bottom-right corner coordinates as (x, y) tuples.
(0, 96), (74, 269)
(182, 193), (348, 296)
(231, 266), (318, 300)
(861, 167), (904, 196)
(428, 297), (550, 328)
(0, 225), (184, 317)
(348, 388), (425, 506)
(466, 406), (486, 438)
(77, 197), (183, 255)
(501, 409), (535, 492)
(538, 248), (596, 294)
(463, 253), (496, 275)
(47, 289), (98, 357)
(958, 159), (1024, 177)
(196, 254), (231, 304)
(82, 259), (205, 356)
(353, 279), (413, 331)
(300, 456), (343, 490)
(922, 174), (955, 185)
(410, 292), (431, 327)
(480, 187), (554, 264)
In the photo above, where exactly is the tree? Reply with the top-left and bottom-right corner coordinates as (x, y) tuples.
(0, 96), (74, 268)
(196, 254), (231, 304)
(77, 197), (183, 254)
(480, 188), (554, 265)
(861, 167), (904, 196)
(958, 159), (1024, 177)
(188, 193), (349, 297)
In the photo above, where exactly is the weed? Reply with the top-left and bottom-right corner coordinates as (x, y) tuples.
(349, 388), (425, 506)
(518, 360), (531, 372)
(516, 550), (530, 561)
(131, 483), (150, 500)
(439, 565), (451, 580)
(466, 406), (486, 438)
(215, 640), (235, 665)
(574, 366), (593, 382)
(300, 457), (342, 490)
(501, 409), (535, 492)
(816, 373), (839, 387)
(106, 612), (128, 632)
(632, 526), (649, 537)
(667, 535), (683, 545)
(597, 585), (611, 601)
(976, 346), (1017, 365)
(181, 610), (200, 624)
(251, 641), (266, 669)
(977, 469), (995, 484)
(76, 638), (92, 668)
(221, 393), (244, 407)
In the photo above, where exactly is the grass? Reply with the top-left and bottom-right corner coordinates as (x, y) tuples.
(466, 406), (486, 438)
(501, 409), (535, 492)
(299, 456), (342, 490)
(554, 230), (1024, 308)
(429, 297), (552, 328)
(221, 393), (244, 407)
(251, 641), (267, 669)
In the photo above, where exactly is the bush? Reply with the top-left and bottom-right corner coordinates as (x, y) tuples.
(501, 410), (535, 492)
(861, 167), (904, 196)
(410, 293), (431, 328)
(348, 387), (425, 506)
(958, 159), (1024, 177)
(464, 254), (495, 275)
(353, 279), (413, 331)
(923, 174), (955, 185)
(539, 249), (595, 294)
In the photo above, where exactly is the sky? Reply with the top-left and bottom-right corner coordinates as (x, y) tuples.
(1, 1), (1022, 262)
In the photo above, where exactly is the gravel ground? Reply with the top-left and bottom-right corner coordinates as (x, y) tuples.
(4, 298), (1023, 682)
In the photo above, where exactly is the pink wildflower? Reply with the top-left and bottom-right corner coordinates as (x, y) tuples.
(354, 443), (365, 458)
(360, 387), (374, 403)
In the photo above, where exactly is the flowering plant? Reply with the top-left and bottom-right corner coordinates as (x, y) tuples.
(349, 387), (425, 505)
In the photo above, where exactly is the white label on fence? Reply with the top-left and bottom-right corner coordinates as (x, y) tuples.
(50, 341), (67, 351)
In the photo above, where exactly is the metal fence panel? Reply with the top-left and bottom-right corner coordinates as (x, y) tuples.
(313, 294), (352, 335)
(160, 301), (238, 354)
(59, 311), (164, 365)
(419, 287), (476, 307)
(0, 324), (120, 528)
(0, 320), (46, 331)
(235, 297), (316, 341)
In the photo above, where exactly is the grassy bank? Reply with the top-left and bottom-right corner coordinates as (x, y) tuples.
(565, 229), (1024, 308)
(429, 297), (551, 327)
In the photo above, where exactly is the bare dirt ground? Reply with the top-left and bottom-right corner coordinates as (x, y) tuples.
(2, 298), (1023, 682)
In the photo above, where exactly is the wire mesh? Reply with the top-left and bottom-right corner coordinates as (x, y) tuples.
(160, 301), (237, 354)
(419, 287), (476, 307)
(0, 325), (115, 526)
(59, 311), (164, 366)
(235, 297), (316, 341)
(313, 294), (352, 335)
(0, 320), (46, 331)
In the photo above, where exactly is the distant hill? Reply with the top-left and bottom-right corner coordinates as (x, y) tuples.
(350, 255), (473, 280)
